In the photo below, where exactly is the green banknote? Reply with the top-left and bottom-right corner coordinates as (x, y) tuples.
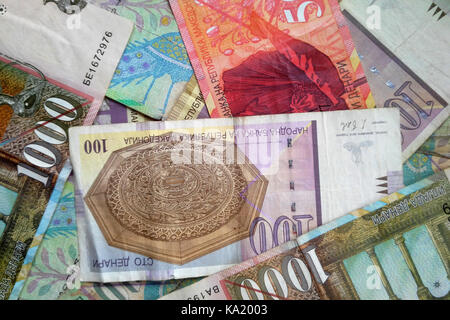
(162, 169), (450, 300)
(90, 0), (193, 120)
(404, 118), (450, 186)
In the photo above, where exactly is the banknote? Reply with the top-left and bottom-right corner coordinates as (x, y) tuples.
(340, 0), (450, 161)
(431, 115), (449, 137)
(15, 94), (196, 300)
(404, 124), (450, 186)
(418, 137), (450, 157)
(161, 169), (450, 300)
(0, 0), (132, 300)
(419, 117), (449, 157)
(169, 0), (373, 117)
(0, 0), (133, 122)
(164, 81), (450, 180)
(90, 0), (194, 119)
(0, 59), (87, 299)
(163, 75), (209, 121)
(343, 9), (450, 185)
(0, 56), (92, 300)
(57, 277), (201, 300)
(69, 108), (402, 282)
(16, 179), (201, 300)
(95, 98), (152, 125)
(404, 151), (450, 187)
(8, 98), (150, 299)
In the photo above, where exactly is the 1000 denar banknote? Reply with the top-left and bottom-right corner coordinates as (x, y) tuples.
(69, 108), (402, 283)
(162, 169), (450, 300)
(0, 0), (132, 299)
(10, 99), (150, 299)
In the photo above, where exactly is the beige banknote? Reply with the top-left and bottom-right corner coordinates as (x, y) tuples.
(69, 108), (402, 283)
(161, 169), (450, 300)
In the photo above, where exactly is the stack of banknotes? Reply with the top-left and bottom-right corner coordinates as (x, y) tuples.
(0, 0), (448, 300)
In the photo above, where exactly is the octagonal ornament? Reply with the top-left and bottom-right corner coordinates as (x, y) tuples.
(85, 132), (268, 265)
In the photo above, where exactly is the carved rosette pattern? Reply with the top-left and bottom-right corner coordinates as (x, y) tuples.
(105, 141), (248, 241)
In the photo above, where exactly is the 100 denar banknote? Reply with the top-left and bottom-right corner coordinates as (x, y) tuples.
(18, 178), (200, 300)
(166, 79), (450, 219)
(161, 169), (450, 300)
(69, 108), (402, 283)
(340, 0), (450, 161)
(17, 98), (200, 300)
